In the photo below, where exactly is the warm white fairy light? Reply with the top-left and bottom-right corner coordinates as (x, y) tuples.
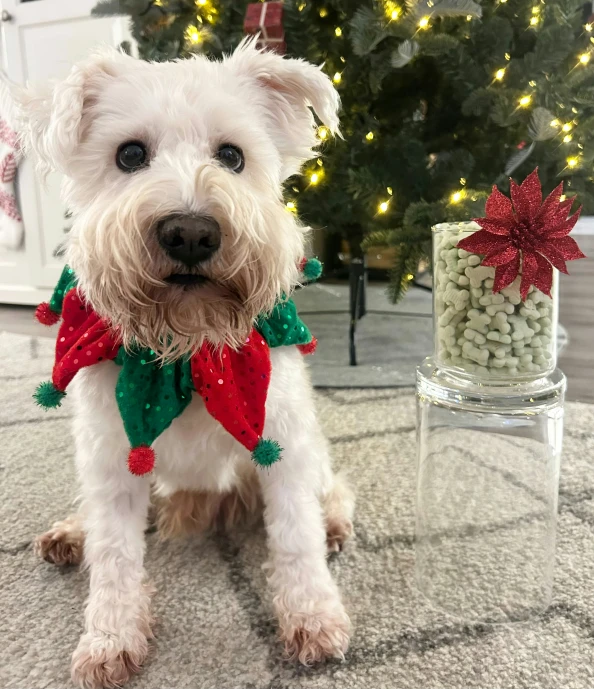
(333, 72), (342, 84)
(495, 68), (506, 81)
(378, 200), (390, 213)
(366, 131), (374, 141)
(335, 27), (342, 37)
(450, 191), (464, 204)
(286, 201), (297, 212)
(567, 157), (579, 168)
(586, 23), (593, 32)
(563, 134), (573, 143)
(387, 186), (393, 195)
(579, 52), (591, 65)
(418, 16), (430, 29)
(562, 122), (573, 132)
(519, 95), (532, 107)
(317, 126), (329, 140)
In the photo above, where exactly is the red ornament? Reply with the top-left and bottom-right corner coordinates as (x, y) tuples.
(35, 302), (60, 326)
(457, 169), (586, 301)
(128, 446), (155, 476)
(244, 2), (286, 54)
(297, 337), (317, 355)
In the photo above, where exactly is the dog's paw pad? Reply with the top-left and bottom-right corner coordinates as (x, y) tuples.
(281, 609), (351, 665)
(71, 635), (148, 689)
(35, 520), (84, 566)
(326, 517), (353, 553)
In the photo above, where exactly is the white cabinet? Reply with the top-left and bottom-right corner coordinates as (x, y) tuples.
(0, 0), (131, 304)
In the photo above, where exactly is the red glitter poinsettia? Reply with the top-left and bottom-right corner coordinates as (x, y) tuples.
(457, 169), (586, 301)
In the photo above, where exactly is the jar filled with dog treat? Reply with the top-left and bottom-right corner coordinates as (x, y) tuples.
(433, 221), (558, 383)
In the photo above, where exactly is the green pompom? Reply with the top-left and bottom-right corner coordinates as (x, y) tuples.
(34, 381), (66, 409)
(303, 258), (323, 282)
(252, 438), (283, 467)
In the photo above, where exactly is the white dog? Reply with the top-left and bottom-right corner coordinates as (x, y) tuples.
(19, 40), (354, 689)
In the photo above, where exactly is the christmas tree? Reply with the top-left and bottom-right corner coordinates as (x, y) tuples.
(93, 0), (594, 301)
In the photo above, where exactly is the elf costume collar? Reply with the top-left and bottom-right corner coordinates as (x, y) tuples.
(34, 260), (322, 477)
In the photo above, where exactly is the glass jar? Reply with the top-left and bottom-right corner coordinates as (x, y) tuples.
(433, 222), (558, 383)
(415, 358), (565, 622)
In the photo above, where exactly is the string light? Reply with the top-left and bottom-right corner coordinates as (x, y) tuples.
(499, 0), (508, 3)
(319, 8), (328, 17)
(317, 159), (324, 166)
(531, 5), (540, 13)
(505, 53), (511, 61)
(365, 131), (374, 141)
(563, 134), (573, 143)
(460, 178), (467, 186)
(378, 200), (390, 213)
(298, 2), (306, 10)
(586, 23), (593, 32)
(450, 191), (464, 204)
(550, 119), (560, 127)
(317, 126), (329, 140)
(333, 72), (342, 84)
(310, 171), (321, 185)
(196, 0), (207, 5)
(519, 95), (532, 107)
(495, 68), (506, 81)
(579, 53), (591, 65)
(186, 26), (203, 44)
(387, 187), (393, 195)
(562, 123), (573, 132)
(529, 80), (537, 87)
(418, 16), (430, 29)
(466, 15), (473, 21)
(567, 157), (578, 168)
(560, 194), (567, 202)
(406, 273), (415, 281)
(385, 1), (401, 20)
(335, 27), (342, 37)
(340, 56), (346, 63)
(530, 16), (539, 26)
(286, 201), (297, 212)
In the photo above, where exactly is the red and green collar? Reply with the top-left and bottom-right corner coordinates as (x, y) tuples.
(34, 262), (321, 476)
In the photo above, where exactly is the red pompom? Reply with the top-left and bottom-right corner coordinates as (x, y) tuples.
(297, 337), (318, 355)
(35, 302), (60, 326)
(298, 257), (308, 272)
(128, 446), (155, 476)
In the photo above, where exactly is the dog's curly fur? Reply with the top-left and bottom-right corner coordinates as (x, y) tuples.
(19, 40), (354, 688)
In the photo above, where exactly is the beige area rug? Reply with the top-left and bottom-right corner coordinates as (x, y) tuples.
(1, 331), (594, 689)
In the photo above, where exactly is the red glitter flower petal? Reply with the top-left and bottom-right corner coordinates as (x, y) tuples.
(482, 246), (519, 267)
(533, 253), (553, 297)
(475, 218), (513, 236)
(544, 206), (582, 238)
(535, 182), (564, 226)
(492, 253), (521, 293)
(520, 252), (539, 301)
(554, 235), (587, 261)
(485, 185), (514, 222)
(457, 229), (509, 255)
(536, 243), (568, 274)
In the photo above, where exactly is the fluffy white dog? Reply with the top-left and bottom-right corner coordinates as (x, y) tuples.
(19, 40), (354, 689)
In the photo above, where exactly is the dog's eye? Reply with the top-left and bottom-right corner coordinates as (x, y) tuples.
(116, 141), (148, 173)
(216, 144), (244, 173)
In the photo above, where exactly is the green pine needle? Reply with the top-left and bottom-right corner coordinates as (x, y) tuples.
(252, 438), (283, 468)
(34, 381), (66, 409)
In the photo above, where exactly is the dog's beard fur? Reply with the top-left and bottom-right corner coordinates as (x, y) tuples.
(67, 163), (305, 361)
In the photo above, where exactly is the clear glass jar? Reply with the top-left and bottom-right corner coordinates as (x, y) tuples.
(415, 358), (565, 622)
(433, 222), (558, 383)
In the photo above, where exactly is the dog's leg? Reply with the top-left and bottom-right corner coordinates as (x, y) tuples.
(260, 351), (352, 665)
(323, 473), (354, 553)
(35, 513), (85, 566)
(70, 430), (153, 689)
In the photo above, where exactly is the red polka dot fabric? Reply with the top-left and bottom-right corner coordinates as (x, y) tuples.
(190, 329), (271, 454)
(52, 288), (121, 391)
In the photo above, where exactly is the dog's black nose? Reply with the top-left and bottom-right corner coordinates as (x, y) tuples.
(156, 214), (221, 266)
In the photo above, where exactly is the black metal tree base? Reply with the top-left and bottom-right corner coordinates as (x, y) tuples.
(349, 257), (367, 366)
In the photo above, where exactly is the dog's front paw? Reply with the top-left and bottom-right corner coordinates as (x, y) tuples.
(326, 516), (353, 553)
(71, 630), (149, 689)
(279, 600), (351, 665)
(34, 516), (84, 566)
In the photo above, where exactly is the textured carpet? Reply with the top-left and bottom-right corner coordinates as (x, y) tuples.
(1, 331), (594, 689)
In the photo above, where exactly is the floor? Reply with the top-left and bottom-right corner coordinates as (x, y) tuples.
(0, 236), (592, 399)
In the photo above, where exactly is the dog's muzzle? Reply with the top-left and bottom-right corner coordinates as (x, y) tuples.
(156, 214), (221, 266)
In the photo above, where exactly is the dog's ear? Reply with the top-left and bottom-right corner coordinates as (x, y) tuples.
(16, 48), (129, 178)
(225, 38), (341, 178)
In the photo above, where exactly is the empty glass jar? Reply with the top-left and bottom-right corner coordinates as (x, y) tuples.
(415, 360), (565, 622)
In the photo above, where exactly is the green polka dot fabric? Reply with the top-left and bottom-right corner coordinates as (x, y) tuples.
(49, 266), (77, 315)
(256, 298), (313, 348)
(114, 347), (195, 451)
